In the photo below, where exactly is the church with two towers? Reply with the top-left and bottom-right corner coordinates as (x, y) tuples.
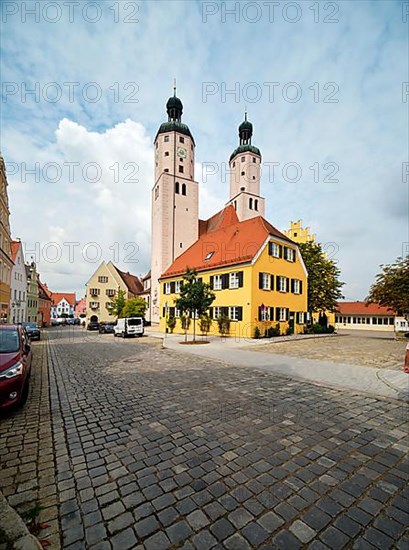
(150, 90), (307, 337)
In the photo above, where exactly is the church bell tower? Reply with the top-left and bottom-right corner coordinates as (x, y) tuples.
(150, 87), (199, 323)
(227, 112), (265, 221)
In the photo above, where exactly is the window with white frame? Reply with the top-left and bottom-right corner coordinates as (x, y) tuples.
(261, 273), (270, 290)
(228, 307), (240, 321)
(278, 308), (286, 322)
(175, 281), (181, 293)
(164, 282), (171, 294)
(271, 243), (280, 258)
(278, 277), (287, 292)
(260, 307), (270, 321)
(293, 280), (300, 294)
(298, 312), (304, 324)
(285, 247), (295, 262)
(229, 272), (240, 289)
(98, 276), (108, 283)
(213, 275), (222, 290)
(214, 306), (222, 318)
(175, 308), (181, 317)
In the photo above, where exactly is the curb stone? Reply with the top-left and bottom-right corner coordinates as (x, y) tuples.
(0, 490), (42, 550)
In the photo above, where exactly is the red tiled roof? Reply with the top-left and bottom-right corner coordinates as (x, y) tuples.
(113, 266), (143, 295)
(10, 241), (20, 262)
(37, 278), (52, 301)
(336, 302), (396, 316)
(51, 293), (76, 307)
(162, 207), (294, 278)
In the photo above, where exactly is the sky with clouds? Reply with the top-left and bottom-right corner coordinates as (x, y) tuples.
(1, 0), (408, 299)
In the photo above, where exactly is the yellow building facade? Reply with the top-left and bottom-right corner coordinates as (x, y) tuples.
(0, 156), (13, 322)
(284, 220), (335, 326)
(85, 261), (142, 325)
(159, 210), (308, 338)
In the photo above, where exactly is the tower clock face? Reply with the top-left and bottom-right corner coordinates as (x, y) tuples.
(177, 147), (187, 159)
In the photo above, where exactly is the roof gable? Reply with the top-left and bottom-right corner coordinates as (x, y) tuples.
(162, 211), (294, 278)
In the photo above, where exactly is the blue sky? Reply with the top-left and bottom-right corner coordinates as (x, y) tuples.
(1, 0), (408, 298)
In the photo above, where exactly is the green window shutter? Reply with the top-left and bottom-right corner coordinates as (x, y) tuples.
(286, 278), (290, 292)
(279, 245), (283, 258)
(275, 308), (280, 321)
(269, 307), (274, 321)
(291, 279), (295, 293)
(222, 275), (229, 289)
(170, 282), (175, 293)
(270, 275), (274, 290)
(268, 241), (273, 255)
(238, 271), (244, 287)
(259, 273), (263, 289)
(258, 306), (262, 321)
(299, 280), (303, 294)
(237, 307), (243, 321)
(210, 276), (214, 289)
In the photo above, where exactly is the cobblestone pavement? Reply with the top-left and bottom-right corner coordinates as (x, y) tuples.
(1, 328), (408, 550)
(250, 333), (406, 370)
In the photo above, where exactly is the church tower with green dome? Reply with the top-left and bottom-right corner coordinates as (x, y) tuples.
(227, 112), (265, 221)
(150, 87), (199, 323)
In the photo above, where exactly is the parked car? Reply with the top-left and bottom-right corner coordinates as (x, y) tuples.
(87, 321), (100, 331)
(66, 318), (75, 325)
(23, 322), (41, 341)
(114, 317), (144, 337)
(99, 322), (116, 334)
(0, 325), (32, 410)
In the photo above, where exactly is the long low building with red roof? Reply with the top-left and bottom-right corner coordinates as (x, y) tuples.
(335, 301), (403, 331)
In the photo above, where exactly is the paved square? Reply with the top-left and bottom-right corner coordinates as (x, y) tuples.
(0, 328), (408, 549)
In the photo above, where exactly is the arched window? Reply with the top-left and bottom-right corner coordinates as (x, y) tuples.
(254, 199), (258, 211)
(249, 198), (253, 209)
(182, 183), (187, 196)
(175, 181), (180, 194)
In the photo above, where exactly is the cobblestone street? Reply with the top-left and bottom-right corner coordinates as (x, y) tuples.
(250, 332), (406, 371)
(1, 328), (408, 549)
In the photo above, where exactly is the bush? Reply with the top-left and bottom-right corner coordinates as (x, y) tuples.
(166, 315), (176, 333)
(217, 315), (230, 337)
(327, 324), (335, 333)
(199, 315), (212, 336)
(285, 326), (292, 336)
(254, 326), (261, 339)
(266, 324), (280, 338)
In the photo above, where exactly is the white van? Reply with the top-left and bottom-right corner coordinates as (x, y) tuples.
(114, 317), (144, 338)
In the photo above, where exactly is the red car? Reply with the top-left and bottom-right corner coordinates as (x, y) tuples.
(0, 325), (32, 411)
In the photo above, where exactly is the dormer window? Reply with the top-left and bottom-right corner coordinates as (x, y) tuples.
(205, 251), (214, 261)
(179, 136), (185, 143)
(164, 135), (170, 142)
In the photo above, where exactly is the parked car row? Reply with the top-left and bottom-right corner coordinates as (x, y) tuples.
(50, 317), (81, 326)
(87, 317), (145, 338)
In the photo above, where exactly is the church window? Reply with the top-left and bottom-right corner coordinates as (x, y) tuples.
(252, 176), (255, 180)
(164, 168), (169, 172)
(233, 161), (235, 167)
(180, 243), (183, 248)
(179, 136), (185, 143)
(181, 183), (186, 195)
(254, 199), (258, 211)
(241, 157), (245, 162)
(175, 181), (180, 194)
(179, 165), (184, 173)
(252, 157), (256, 163)
(165, 151), (169, 156)
(164, 135), (169, 142)
(249, 198), (253, 209)
(241, 171), (245, 176)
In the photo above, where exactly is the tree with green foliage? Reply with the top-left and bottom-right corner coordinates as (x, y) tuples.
(122, 297), (147, 319)
(299, 241), (344, 316)
(175, 268), (215, 341)
(180, 314), (191, 342)
(106, 289), (126, 318)
(366, 256), (409, 318)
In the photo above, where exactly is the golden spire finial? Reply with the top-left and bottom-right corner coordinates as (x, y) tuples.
(173, 78), (177, 96)
(244, 106), (248, 120)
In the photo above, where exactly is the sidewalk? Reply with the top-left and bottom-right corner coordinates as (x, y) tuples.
(146, 330), (409, 402)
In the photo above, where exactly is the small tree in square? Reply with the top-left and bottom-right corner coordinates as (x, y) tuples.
(175, 268), (215, 342)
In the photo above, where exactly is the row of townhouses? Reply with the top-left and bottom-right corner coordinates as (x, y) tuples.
(0, 155), (83, 326)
